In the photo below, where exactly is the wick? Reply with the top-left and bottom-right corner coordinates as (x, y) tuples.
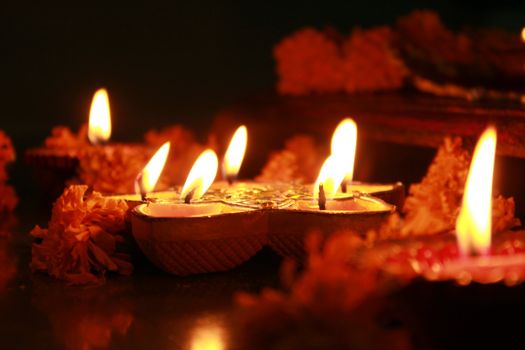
(135, 173), (147, 202)
(341, 181), (347, 193)
(318, 184), (326, 210)
(184, 188), (196, 204)
(226, 176), (235, 186)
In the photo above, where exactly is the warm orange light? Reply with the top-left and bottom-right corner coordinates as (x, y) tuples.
(88, 88), (112, 145)
(222, 125), (247, 181)
(313, 155), (347, 199)
(135, 142), (170, 195)
(521, 27), (525, 43)
(190, 323), (225, 350)
(456, 126), (497, 256)
(331, 118), (358, 182)
(181, 149), (218, 201)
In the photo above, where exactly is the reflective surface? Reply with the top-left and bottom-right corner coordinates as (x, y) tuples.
(0, 203), (280, 350)
(5, 202), (525, 349)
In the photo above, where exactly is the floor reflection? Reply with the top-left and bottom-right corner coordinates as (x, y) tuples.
(188, 315), (227, 350)
(32, 280), (134, 350)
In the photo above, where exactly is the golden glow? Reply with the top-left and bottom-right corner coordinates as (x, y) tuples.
(180, 149), (218, 201)
(330, 118), (358, 182)
(313, 155), (347, 199)
(88, 88), (112, 145)
(190, 323), (225, 350)
(135, 142), (170, 195)
(456, 126), (497, 256)
(222, 125), (247, 179)
(521, 27), (525, 43)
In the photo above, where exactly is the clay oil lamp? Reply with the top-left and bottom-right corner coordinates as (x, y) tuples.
(361, 126), (525, 287)
(269, 153), (395, 260)
(27, 88), (153, 197)
(421, 126), (525, 285)
(131, 149), (267, 276)
(25, 88), (111, 196)
(130, 124), (396, 274)
(26, 88), (111, 171)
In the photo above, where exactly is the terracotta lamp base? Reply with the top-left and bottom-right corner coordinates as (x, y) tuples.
(131, 196), (394, 276)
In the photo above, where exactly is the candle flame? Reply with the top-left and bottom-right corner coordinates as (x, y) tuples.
(181, 149), (218, 201)
(135, 142), (170, 195)
(222, 125), (247, 181)
(521, 27), (525, 43)
(88, 88), (112, 145)
(456, 126), (497, 256)
(313, 155), (347, 199)
(331, 118), (358, 182)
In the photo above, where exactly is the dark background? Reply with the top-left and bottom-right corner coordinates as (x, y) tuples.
(2, 1), (525, 193)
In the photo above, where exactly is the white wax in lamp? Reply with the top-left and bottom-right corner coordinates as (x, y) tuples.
(305, 182), (395, 196)
(141, 201), (251, 218)
(294, 195), (393, 213)
(106, 191), (178, 203)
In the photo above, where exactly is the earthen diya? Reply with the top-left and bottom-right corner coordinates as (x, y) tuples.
(130, 121), (399, 276)
(130, 187), (394, 276)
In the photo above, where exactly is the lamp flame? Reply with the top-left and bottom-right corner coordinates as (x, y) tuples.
(331, 118), (358, 182)
(222, 125), (247, 182)
(88, 88), (112, 145)
(521, 27), (525, 43)
(313, 155), (347, 199)
(456, 126), (497, 256)
(181, 149), (218, 202)
(135, 142), (170, 196)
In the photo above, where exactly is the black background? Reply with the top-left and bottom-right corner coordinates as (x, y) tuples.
(1, 1), (525, 191)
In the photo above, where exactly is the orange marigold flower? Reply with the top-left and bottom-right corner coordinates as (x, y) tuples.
(31, 185), (131, 284)
(0, 130), (18, 212)
(256, 135), (323, 183)
(396, 10), (473, 65)
(370, 137), (520, 240)
(77, 144), (153, 194)
(274, 27), (345, 95)
(342, 26), (408, 92)
(44, 124), (89, 151)
(0, 130), (15, 183)
(0, 184), (18, 213)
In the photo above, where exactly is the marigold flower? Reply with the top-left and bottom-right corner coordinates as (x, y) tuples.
(342, 26), (408, 92)
(31, 185), (130, 284)
(274, 27), (345, 95)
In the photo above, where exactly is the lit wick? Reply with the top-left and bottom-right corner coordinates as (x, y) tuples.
(135, 173), (147, 201)
(184, 188), (196, 204)
(225, 175), (235, 186)
(341, 181), (347, 193)
(318, 184), (326, 210)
